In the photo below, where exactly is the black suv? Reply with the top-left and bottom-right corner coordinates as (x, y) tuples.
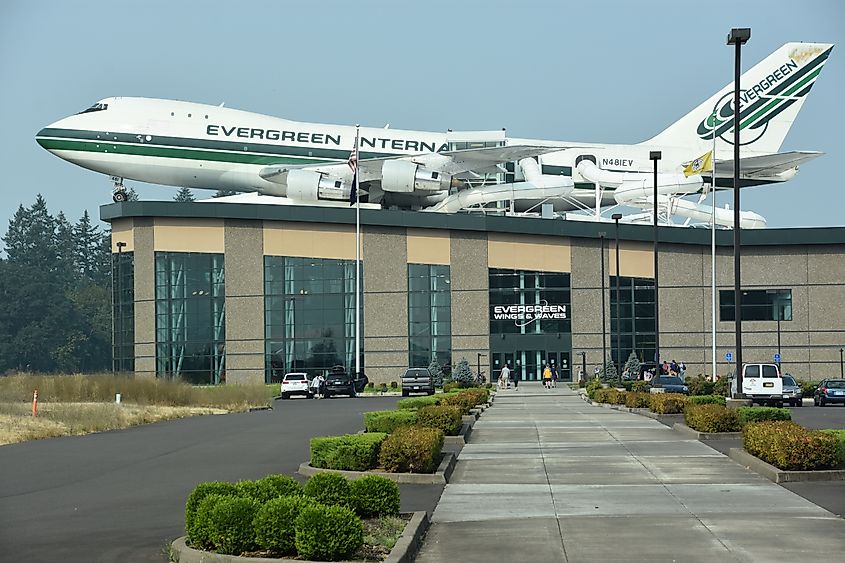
(323, 366), (368, 398)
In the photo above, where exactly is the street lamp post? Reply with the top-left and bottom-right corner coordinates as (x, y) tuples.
(599, 232), (607, 380)
(578, 351), (587, 383)
(650, 151), (662, 368)
(477, 352), (487, 384)
(728, 27), (751, 398)
(840, 347), (843, 377)
(115, 241), (127, 373)
(612, 213), (623, 382)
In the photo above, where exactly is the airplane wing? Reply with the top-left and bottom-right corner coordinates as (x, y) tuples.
(715, 151), (823, 179)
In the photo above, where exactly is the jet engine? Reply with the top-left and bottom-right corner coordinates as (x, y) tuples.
(381, 160), (453, 193)
(283, 169), (351, 202)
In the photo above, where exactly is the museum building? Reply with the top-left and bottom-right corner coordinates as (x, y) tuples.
(103, 201), (845, 385)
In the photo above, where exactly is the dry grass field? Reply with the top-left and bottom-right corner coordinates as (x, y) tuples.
(0, 373), (275, 446)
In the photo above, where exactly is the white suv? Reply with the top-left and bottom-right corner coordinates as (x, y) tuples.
(281, 372), (311, 399)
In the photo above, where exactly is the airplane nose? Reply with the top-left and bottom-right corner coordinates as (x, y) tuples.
(36, 127), (50, 149)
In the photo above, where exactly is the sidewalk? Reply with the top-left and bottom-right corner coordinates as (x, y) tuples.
(415, 385), (845, 562)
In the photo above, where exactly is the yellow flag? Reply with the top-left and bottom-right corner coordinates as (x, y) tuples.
(683, 150), (713, 177)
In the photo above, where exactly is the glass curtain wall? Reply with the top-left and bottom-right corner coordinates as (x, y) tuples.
(610, 276), (656, 366)
(155, 253), (226, 384)
(489, 269), (571, 335)
(112, 251), (135, 372)
(408, 264), (451, 369)
(265, 257), (362, 383)
(719, 289), (792, 321)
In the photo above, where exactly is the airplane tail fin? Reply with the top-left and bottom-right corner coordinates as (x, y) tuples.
(644, 42), (833, 155)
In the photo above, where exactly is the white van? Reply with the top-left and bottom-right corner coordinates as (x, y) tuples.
(730, 363), (785, 406)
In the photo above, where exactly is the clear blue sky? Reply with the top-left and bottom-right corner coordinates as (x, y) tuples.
(1, 0), (842, 232)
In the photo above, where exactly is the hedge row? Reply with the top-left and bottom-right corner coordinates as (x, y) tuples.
(743, 421), (840, 470)
(684, 404), (740, 433)
(379, 426), (444, 473)
(311, 433), (387, 471)
(185, 472), (400, 559)
(397, 395), (440, 410)
(364, 410), (418, 433)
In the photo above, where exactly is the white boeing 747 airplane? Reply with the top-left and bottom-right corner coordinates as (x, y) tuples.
(36, 42), (832, 228)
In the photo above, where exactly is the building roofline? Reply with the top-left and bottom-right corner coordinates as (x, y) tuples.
(100, 201), (845, 247)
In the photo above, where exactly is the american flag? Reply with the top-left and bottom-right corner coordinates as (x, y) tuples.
(348, 133), (359, 205)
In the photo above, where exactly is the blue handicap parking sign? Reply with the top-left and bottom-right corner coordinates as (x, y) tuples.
(774, 353), (781, 363)
(725, 352), (733, 362)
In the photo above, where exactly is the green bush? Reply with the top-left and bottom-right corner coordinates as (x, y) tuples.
(303, 472), (353, 508)
(798, 379), (819, 397)
(820, 429), (845, 466)
(379, 426), (444, 473)
(686, 395), (727, 407)
(624, 392), (651, 409)
(349, 475), (401, 518)
(390, 381), (398, 389)
(685, 375), (716, 396)
(207, 496), (260, 555)
(294, 504), (364, 561)
(684, 404), (740, 433)
(649, 393), (688, 414)
(594, 388), (625, 404)
(736, 406), (791, 426)
(255, 474), (303, 500)
(631, 380), (649, 393)
(364, 410), (418, 433)
(744, 421), (840, 470)
(439, 391), (477, 414)
(253, 495), (315, 555)
(415, 405), (463, 435)
(185, 481), (239, 543)
(189, 493), (232, 550)
(310, 433), (387, 471)
(397, 395), (440, 410)
(713, 376), (731, 397)
(610, 389), (627, 405)
(442, 382), (461, 393)
(585, 377), (602, 399)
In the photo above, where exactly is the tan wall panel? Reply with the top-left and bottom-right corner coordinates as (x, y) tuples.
(111, 218), (135, 252)
(153, 218), (224, 253)
(264, 222), (360, 259)
(407, 229), (450, 265)
(607, 242), (654, 278)
(488, 234), (571, 272)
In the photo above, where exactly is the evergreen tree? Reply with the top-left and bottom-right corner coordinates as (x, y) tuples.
(2, 195), (59, 272)
(55, 211), (77, 282)
(601, 353), (619, 383)
(428, 357), (445, 388)
(173, 187), (195, 202)
(74, 210), (102, 282)
(452, 357), (474, 387)
(623, 351), (641, 380)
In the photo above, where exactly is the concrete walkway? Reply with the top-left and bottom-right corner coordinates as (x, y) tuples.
(415, 386), (845, 563)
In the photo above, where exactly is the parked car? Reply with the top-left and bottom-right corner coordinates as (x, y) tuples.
(813, 378), (845, 406)
(401, 367), (435, 396)
(323, 366), (368, 398)
(649, 375), (689, 395)
(730, 363), (784, 406)
(781, 374), (803, 407)
(281, 372), (311, 400)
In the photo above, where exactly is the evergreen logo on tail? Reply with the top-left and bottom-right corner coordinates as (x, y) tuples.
(696, 45), (832, 145)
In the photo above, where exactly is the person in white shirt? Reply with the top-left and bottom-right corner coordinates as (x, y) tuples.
(500, 364), (511, 390)
(310, 374), (324, 399)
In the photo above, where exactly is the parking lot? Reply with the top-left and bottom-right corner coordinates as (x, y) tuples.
(0, 395), (442, 563)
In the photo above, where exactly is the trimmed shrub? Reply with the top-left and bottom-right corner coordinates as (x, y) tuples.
(207, 496), (260, 555)
(189, 493), (232, 550)
(349, 475), (401, 518)
(684, 404), (740, 433)
(593, 388), (611, 403)
(255, 474), (303, 500)
(585, 377), (602, 400)
(820, 429), (845, 466)
(713, 376), (731, 397)
(685, 374), (715, 396)
(631, 381), (649, 393)
(379, 426), (444, 473)
(303, 472), (352, 508)
(624, 392), (651, 409)
(440, 391), (477, 414)
(310, 433), (387, 471)
(416, 405), (463, 435)
(364, 410), (418, 433)
(744, 421), (839, 470)
(798, 379), (819, 397)
(649, 393), (688, 414)
(594, 388), (625, 404)
(736, 406), (791, 426)
(294, 504), (364, 561)
(442, 382), (461, 393)
(686, 394), (726, 407)
(185, 481), (239, 543)
(253, 495), (315, 555)
(397, 395), (440, 410)
(609, 389), (627, 405)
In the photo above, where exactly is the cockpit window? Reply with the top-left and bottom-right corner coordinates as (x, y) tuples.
(77, 102), (109, 114)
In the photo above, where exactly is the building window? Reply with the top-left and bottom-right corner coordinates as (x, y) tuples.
(719, 289), (792, 322)
(610, 277), (656, 366)
(489, 269), (571, 335)
(264, 257), (362, 383)
(408, 264), (451, 369)
(112, 251), (134, 372)
(155, 253), (226, 384)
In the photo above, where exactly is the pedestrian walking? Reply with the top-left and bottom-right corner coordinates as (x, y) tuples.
(500, 363), (511, 390)
(550, 361), (558, 388)
(542, 363), (552, 389)
(510, 365), (519, 390)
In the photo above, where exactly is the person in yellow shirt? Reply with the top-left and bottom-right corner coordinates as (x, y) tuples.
(542, 363), (552, 389)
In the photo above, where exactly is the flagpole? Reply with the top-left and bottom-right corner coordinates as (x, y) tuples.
(354, 125), (361, 380)
(711, 108), (717, 383)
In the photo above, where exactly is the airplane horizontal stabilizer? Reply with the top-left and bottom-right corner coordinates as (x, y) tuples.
(715, 151), (823, 179)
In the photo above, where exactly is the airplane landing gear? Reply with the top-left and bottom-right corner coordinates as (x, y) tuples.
(111, 176), (128, 203)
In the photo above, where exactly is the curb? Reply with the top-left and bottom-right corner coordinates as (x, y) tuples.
(728, 448), (845, 484)
(297, 452), (457, 485)
(169, 511), (429, 563)
(444, 422), (474, 446)
(673, 423), (742, 441)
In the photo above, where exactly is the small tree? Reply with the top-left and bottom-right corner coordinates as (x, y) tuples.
(173, 187), (195, 202)
(452, 357), (474, 387)
(601, 353), (618, 383)
(428, 358), (445, 388)
(623, 352), (641, 380)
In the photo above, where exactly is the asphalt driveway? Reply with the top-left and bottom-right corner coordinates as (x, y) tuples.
(0, 395), (443, 563)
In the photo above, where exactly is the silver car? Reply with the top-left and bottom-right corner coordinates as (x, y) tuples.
(781, 374), (803, 407)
